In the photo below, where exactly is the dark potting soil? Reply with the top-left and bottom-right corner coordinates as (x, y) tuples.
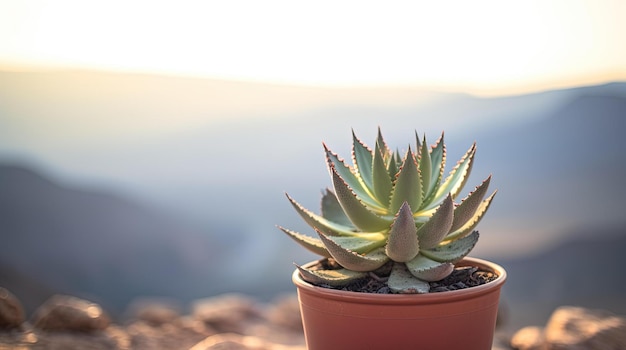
(314, 260), (498, 294)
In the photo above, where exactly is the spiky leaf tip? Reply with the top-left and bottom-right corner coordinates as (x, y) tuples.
(324, 144), (382, 211)
(285, 193), (356, 237)
(445, 190), (497, 241)
(351, 129), (374, 192)
(277, 226), (332, 258)
(372, 137), (393, 206)
(450, 175), (491, 232)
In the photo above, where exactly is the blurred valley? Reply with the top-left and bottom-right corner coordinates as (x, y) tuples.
(1, 70), (625, 329)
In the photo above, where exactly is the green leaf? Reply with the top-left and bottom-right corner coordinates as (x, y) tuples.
(425, 132), (445, 201)
(277, 226), (332, 258)
(296, 264), (367, 287)
(450, 175), (491, 232)
(352, 130), (374, 193)
(286, 193), (357, 237)
(330, 163), (393, 231)
(324, 232), (387, 254)
(387, 150), (400, 180)
(385, 202), (419, 262)
(415, 130), (422, 153)
(372, 138), (393, 207)
(445, 191), (497, 241)
(320, 189), (353, 227)
(389, 147), (422, 214)
(426, 142), (476, 210)
(324, 145), (383, 211)
(416, 194), (454, 249)
(388, 262), (430, 294)
(422, 231), (479, 263)
(406, 254), (454, 282)
(319, 233), (389, 272)
(419, 135), (432, 200)
(376, 127), (391, 160)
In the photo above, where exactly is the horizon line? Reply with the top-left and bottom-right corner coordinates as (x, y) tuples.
(1, 61), (625, 98)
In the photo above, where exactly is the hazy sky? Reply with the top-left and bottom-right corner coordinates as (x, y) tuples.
(1, 0), (625, 95)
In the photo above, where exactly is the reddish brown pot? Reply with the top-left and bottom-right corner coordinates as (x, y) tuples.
(292, 257), (506, 350)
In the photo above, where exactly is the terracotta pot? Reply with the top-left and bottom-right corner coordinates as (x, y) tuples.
(292, 257), (506, 350)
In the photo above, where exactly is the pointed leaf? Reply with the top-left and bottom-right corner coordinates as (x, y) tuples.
(388, 262), (430, 294)
(387, 150), (400, 180)
(419, 135), (432, 199)
(330, 163), (392, 231)
(324, 145), (383, 211)
(416, 194), (454, 249)
(319, 233), (389, 271)
(352, 130), (374, 192)
(286, 193), (356, 236)
(422, 231), (479, 263)
(385, 202), (419, 262)
(324, 232), (387, 254)
(377, 127), (391, 159)
(296, 264), (367, 287)
(278, 226), (332, 258)
(320, 189), (353, 227)
(446, 191), (497, 241)
(451, 175), (491, 232)
(406, 254), (454, 282)
(425, 132), (445, 200)
(415, 130), (422, 152)
(426, 142), (476, 209)
(389, 147), (422, 214)
(372, 138), (393, 206)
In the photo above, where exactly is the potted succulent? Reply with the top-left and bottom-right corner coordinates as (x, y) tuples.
(278, 128), (507, 350)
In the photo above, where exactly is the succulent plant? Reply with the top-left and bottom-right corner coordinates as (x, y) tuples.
(279, 128), (496, 293)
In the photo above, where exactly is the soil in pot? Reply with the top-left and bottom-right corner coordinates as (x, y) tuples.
(308, 259), (499, 294)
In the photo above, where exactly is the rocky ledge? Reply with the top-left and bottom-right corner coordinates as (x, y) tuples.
(2, 287), (625, 349)
(0, 287), (304, 350)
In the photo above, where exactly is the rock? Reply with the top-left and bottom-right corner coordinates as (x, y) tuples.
(190, 333), (306, 350)
(125, 297), (182, 326)
(31, 295), (110, 332)
(510, 326), (545, 350)
(0, 287), (25, 329)
(124, 316), (216, 350)
(264, 294), (302, 333)
(32, 328), (123, 350)
(0, 323), (38, 348)
(0, 292), (306, 349)
(511, 306), (626, 350)
(192, 294), (263, 334)
(544, 306), (626, 350)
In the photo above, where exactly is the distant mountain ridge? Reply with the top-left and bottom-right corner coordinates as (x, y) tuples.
(0, 71), (625, 324)
(0, 164), (234, 315)
(1, 163), (624, 328)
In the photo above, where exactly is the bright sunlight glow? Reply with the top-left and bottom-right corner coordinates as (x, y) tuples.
(1, 0), (625, 95)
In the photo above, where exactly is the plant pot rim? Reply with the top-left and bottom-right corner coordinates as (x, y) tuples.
(292, 256), (506, 305)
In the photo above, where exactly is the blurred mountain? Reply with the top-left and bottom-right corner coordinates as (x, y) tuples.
(499, 227), (626, 330)
(1, 163), (624, 327)
(0, 70), (625, 323)
(469, 87), (626, 257)
(0, 164), (296, 316)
